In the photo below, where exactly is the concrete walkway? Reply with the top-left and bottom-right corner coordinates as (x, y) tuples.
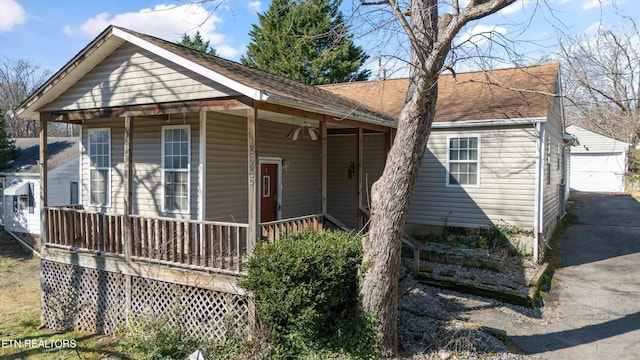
(466, 192), (640, 359)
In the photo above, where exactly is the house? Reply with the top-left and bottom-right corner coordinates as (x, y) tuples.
(322, 63), (576, 260)
(15, 26), (394, 338)
(566, 125), (630, 192)
(0, 137), (79, 242)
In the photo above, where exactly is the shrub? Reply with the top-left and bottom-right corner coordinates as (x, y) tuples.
(240, 229), (379, 359)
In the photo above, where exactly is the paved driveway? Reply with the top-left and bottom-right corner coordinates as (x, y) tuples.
(468, 192), (640, 359)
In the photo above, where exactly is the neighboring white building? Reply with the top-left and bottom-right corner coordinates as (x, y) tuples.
(0, 138), (79, 236)
(566, 125), (630, 192)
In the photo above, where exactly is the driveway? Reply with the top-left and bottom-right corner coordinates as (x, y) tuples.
(466, 192), (640, 359)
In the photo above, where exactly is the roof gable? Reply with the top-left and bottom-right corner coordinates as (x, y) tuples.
(17, 26), (394, 128)
(41, 42), (240, 112)
(566, 125), (630, 153)
(320, 63), (560, 123)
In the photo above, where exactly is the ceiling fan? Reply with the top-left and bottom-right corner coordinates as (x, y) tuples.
(287, 122), (319, 141)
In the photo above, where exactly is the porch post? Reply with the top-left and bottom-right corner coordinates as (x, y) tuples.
(247, 108), (258, 254)
(356, 127), (363, 229)
(123, 115), (134, 262)
(39, 120), (48, 249)
(320, 119), (327, 215)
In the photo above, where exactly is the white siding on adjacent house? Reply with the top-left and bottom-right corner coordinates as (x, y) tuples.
(3, 177), (40, 234)
(42, 43), (240, 111)
(567, 125), (629, 193)
(407, 126), (539, 231)
(48, 159), (81, 206)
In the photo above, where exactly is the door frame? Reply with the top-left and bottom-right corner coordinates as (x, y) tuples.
(258, 157), (282, 222)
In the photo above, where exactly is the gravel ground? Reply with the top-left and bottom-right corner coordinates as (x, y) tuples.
(394, 274), (554, 360)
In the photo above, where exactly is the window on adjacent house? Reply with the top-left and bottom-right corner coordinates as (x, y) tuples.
(162, 126), (190, 213)
(447, 136), (480, 186)
(70, 182), (79, 204)
(88, 129), (111, 206)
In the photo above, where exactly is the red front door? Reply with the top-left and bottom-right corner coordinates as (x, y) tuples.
(260, 163), (278, 222)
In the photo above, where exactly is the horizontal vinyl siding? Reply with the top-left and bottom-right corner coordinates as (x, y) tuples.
(48, 159), (80, 206)
(258, 120), (321, 219)
(407, 126), (538, 230)
(327, 135), (356, 228)
(82, 116), (200, 219)
(44, 43), (239, 111)
(205, 113), (248, 223)
(541, 95), (566, 242)
(327, 133), (387, 228)
(4, 177), (40, 234)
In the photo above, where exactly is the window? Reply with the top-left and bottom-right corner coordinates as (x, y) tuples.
(70, 182), (79, 204)
(546, 140), (551, 186)
(447, 136), (480, 186)
(88, 129), (111, 206)
(162, 126), (190, 213)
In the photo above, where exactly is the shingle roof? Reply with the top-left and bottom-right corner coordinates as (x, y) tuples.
(2, 137), (79, 174)
(319, 63), (560, 123)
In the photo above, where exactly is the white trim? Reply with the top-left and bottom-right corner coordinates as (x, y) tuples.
(161, 124), (191, 214)
(112, 27), (266, 101)
(87, 127), (111, 208)
(533, 123), (546, 262)
(433, 117), (546, 129)
(199, 111), (206, 221)
(78, 124), (84, 207)
(258, 157), (282, 221)
(445, 134), (481, 188)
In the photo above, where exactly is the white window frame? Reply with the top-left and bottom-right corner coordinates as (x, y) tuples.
(88, 128), (111, 207)
(162, 125), (191, 214)
(446, 135), (481, 187)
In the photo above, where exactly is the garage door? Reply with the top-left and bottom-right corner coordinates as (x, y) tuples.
(570, 153), (626, 192)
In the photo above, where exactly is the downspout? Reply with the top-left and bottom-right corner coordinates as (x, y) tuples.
(533, 123), (546, 262)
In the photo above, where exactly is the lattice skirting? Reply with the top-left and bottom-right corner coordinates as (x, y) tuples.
(41, 260), (249, 342)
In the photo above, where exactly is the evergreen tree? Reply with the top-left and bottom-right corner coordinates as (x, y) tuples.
(241, 0), (370, 85)
(178, 31), (217, 56)
(0, 108), (20, 170)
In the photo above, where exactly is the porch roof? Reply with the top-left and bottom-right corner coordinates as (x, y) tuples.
(16, 26), (395, 130)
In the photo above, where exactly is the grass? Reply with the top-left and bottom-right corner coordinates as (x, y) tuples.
(0, 232), (125, 359)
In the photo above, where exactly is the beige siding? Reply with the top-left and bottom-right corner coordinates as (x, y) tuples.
(258, 120), (321, 219)
(44, 43), (239, 111)
(204, 113), (248, 223)
(540, 92), (567, 245)
(82, 116), (200, 219)
(327, 133), (387, 228)
(407, 126), (538, 231)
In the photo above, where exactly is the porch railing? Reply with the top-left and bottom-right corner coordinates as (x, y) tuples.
(45, 207), (248, 273)
(259, 213), (324, 242)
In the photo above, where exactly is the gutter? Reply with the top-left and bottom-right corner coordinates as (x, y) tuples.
(533, 123), (546, 262)
(432, 117), (547, 129)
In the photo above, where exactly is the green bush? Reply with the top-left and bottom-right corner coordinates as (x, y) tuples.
(240, 229), (379, 359)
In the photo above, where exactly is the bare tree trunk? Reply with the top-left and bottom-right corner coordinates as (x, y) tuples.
(358, 0), (516, 355)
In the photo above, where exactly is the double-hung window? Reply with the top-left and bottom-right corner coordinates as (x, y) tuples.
(162, 126), (190, 213)
(88, 129), (111, 206)
(447, 136), (480, 186)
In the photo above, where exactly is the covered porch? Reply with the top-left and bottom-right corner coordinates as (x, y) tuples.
(38, 99), (392, 276)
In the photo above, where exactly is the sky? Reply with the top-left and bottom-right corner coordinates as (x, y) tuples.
(0, 0), (637, 78)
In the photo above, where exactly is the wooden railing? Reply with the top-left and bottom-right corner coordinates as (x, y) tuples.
(45, 207), (248, 273)
(259, 214), (324, 242)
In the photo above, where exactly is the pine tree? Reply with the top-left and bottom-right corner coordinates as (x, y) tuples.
(0, 108), (20, 170)
(178, 31), (217, 56)
(241, 0), (370, 85)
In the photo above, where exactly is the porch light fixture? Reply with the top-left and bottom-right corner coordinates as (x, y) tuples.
(287, 122), (319, 141)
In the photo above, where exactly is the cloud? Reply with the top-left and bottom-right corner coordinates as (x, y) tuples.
(0, 0), (25, 32)
(248, 1), (261, 12)
(63, 3), (243, 59)
(581, 0), (626, 11)
(456, 24), (508, 47)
